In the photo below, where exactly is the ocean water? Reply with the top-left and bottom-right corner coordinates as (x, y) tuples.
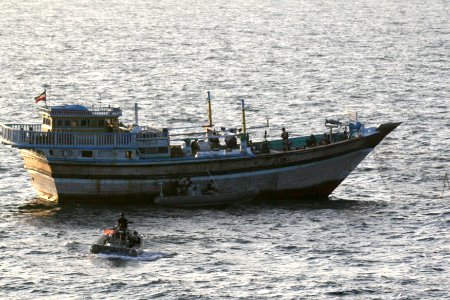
(0, 0), (449, 299)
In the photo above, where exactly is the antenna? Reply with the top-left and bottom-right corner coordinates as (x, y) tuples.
(134, 103), (139, 125)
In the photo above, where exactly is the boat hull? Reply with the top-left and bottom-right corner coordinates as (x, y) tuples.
(154, 190), (256, 207)
(90, 234), (144, 257)
(19, 123), (400, 202)
(90, 244), (143, 257)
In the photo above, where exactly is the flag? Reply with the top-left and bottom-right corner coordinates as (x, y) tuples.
(35, 90), (46, 103)
(103, 229), (115, 235)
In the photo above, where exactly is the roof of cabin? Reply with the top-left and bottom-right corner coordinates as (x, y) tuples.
(51, 105), (90, 111)
(39, 105), (122, 117)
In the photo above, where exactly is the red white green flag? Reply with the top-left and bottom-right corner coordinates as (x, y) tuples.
(34, 90), (46, 103)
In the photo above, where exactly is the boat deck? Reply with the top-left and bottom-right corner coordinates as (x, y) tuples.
(1, 123), (140, 149)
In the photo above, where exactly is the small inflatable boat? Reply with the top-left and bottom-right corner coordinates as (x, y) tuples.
(90, 228), (144, 257)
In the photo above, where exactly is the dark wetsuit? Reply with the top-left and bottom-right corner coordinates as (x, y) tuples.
(281, 130), (290, 151)
(117, 216), (128, 230)
(191, 140), (200, 155)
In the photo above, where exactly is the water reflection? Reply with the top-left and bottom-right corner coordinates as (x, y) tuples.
(17, 197), (61, 217)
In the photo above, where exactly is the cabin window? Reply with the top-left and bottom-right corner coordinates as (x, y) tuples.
(42, 117), (51, 125)
(71, 120), (78, 127)
(49, 150), (54, 156)
(81, 151), (93, 158)
(98, 120), (105, 127)
(97, 151), (113, 159)
(56, 120), (63, 127)
(138, 148), (157, 154)
(158, 147), (168, 154)
(63, 150), (73, 157)
(80, 119), (90, 127)
(64, 120), (70, 126)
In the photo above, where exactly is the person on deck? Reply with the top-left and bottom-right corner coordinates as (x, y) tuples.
(209, 130), (220, 150)
(107, 122), (114, 133)
(225, 135), (237, 150)
(307, 134), (317, 147)
(190, 139), (200, 156)
(281, 127), (290, 151)
(321, 133), (329, 145)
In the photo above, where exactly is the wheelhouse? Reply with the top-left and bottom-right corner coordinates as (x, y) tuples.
(39, 105), (122, 133)
(1, 104), (172, 160)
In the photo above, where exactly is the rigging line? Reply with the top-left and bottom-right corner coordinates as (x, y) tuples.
(371, 148), (395, 201)
(206, 170), (215, 181)
(206, 170), (222, 190)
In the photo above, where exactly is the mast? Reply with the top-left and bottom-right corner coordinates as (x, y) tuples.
(240, 99), (248, 153)
(241, 99), (247, 134)
(207, 91), (213, 127)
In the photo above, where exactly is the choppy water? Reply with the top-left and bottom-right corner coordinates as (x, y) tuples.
(0, 0), (449, 299)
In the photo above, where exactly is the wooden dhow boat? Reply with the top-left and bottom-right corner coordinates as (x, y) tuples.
(0, 92), (400, 203)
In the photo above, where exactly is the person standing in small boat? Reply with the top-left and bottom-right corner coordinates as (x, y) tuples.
(117, 213), (128, 230)
(281, 127), (290, 151)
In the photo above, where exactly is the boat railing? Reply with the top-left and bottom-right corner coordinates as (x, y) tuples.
(40, 107), (122, 117)
(0, 123), (136, 149)
(5, 123), (42, 131)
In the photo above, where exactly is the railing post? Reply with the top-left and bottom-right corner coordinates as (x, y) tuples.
(12, 130), (17, 143)
(131, 133), (136, 147)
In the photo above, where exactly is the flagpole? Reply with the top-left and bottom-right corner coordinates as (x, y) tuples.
(44, 88), (48, 108)
(47, 85), (50, 108)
